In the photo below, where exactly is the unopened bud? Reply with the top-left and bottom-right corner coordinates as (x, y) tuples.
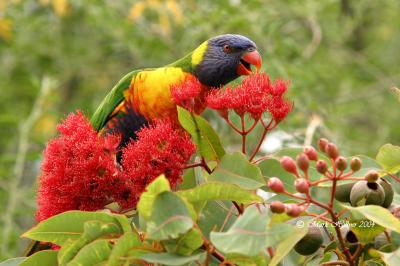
(296, 153), (309, 173)
(280, 156), (298, 175)
(326, 143), (339, 159)
(268, 177), (285, 193)
(295, 178), (309, 194)
(365, 170), (379, 182)
(350, 157), (362, 172)
(335, 156), (348, 171)
(286, 204), (303, 217)
(270, 201), (285, 213)
(303, 146), (318, 161)
(316, 160), (328, 174)
(318, 138), (329, 152)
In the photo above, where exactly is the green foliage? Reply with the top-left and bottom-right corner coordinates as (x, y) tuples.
(177, 182), (263, 204)
(2, 0), (400, 263)
(210, 205), (271, 256)
(342, 205), (400, 234)
(208, 152), (264, 189)
(178, 106), (225, 161)
(19, 250), (57, 266)
(376, 144), (400, 174)
(146, 191), (193, 240)
(23, 211), (130, 245)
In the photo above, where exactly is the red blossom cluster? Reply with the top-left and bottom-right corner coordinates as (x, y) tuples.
(36, 112), (195, 221)
(120, 119), (196, 206)
(206, 73), (292, 121)
(170, 76), (207, 114)
(36, 112), (122, 221)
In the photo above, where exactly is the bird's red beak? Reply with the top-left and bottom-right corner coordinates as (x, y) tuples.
(236, 50), (262, 76)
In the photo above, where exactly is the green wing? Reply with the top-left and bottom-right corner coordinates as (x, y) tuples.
(90, 69), (142, 131)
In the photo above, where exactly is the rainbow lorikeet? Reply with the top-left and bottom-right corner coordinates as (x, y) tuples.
(24, 34), (261, 256)
(90, 34), (262, 144)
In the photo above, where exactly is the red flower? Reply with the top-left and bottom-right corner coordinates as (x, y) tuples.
(120, 119), (196, 207)
(36, 112), (122, 221)
(206, 73), (292, 122)
(171, 76), (207, 114)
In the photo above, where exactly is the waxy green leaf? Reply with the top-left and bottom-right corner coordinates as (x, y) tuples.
(19, 250), (58, 266)
(177, 182), (262, 205)
(178, 106), (225, 161)
(140, 252), (206, 265)
(209, 152), (265, 190)
(137, 174), (171, 220)
(343, 204), (400, 233)
(22, 211), (130, 245)
(107, 232), (142, 266)
(67, 239), (112, 266)
(376, 144), (400, 174)
(210, 205), (270, 256)
(147, 191), (193, 240)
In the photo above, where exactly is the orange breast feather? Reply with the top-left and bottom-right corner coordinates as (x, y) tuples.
(124, 67), (194, 120)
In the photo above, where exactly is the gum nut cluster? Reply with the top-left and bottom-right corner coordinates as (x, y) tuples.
(336, 171), (394, 208)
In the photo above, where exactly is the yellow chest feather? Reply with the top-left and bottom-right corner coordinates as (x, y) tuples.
(124, 67), (191, 120)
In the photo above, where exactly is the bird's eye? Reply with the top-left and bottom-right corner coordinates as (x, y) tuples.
(223, 44), (232, 53)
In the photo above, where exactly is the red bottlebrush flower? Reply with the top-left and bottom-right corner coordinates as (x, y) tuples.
(120, 119), (196, 207)
(171, 76), (206, 114)
(206, 73), (292, 122)
(36, 111), (122, 221)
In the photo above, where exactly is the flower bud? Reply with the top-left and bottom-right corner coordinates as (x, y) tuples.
(286, 204), (303, 217)
(335, 156), (347, 171)
(365, 170), (379, 182)
(318, 138), (329, 152)
(295, 178), (309, 193)
(296, 153), (309, 173)
(280, 156), (298, 175)
(316, 160), (328, 174)
(350, 157), (362, 172)
(268, 177), (285, 193)
(303, 146), (318, 161)
(326, 143), (339, 159)
(270, 201), (285, 213)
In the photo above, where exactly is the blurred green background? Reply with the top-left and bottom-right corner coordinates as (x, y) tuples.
(0, 0), (399, 259)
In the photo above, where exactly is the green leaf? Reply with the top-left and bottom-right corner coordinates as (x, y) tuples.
(264, 223), (300, 247)
(210, 205), (270, 256)
(164, 228), (204, 256)
(137, 174), (171, 220)
(147, 191), (193, 240)
(19, 250), (58, 266)
(0, 258), (26, 266)
(58, 220), (121, 265)
(107, 232), (142, 266)
(351, 219), (385, 243)
(225, 253), (269, 266)
(140, 252), (206, 266)
(22, 211), (129, 245)
(177, 106), (225, 161)
(198, 200), (236, 237)
(209, 152), (265, 190)
(179, 168), (197, 190)
(268, 225), (308, 266)
(177, 182), (262, 205)
(376, 144), (400, 174)
(379, 247), (400, 266)
(343, 205), (400, 233)
(67, 239), (112, 266)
